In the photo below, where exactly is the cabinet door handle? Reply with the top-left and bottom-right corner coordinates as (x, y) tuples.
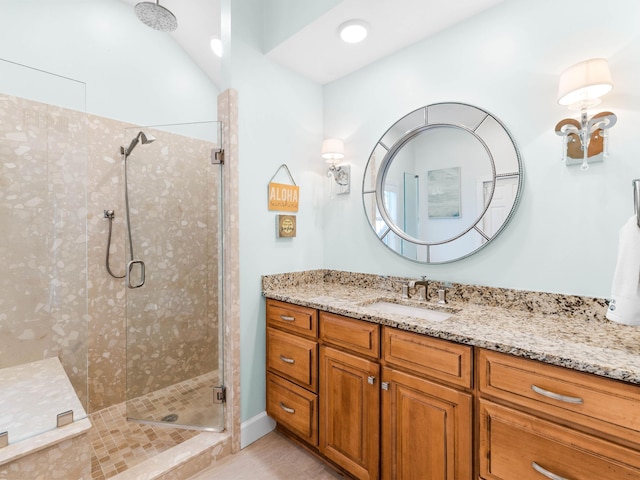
(279, 402), (295, 414)
(532, 462), (571, 480)
(367, 376), (376, 385)
(279, 355), (295, 364)
(280, 315), (295, 322)
(531, 385), (583, 404)
(381, 382), (389, 391)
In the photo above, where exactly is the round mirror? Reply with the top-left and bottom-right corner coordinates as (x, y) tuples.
(362, 102), (523, 264)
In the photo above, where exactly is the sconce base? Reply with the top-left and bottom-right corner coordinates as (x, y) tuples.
(555, 110), (616, 170)
(327, 164), (350, 195)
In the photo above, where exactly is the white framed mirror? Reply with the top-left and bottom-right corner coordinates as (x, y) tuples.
(362, 102), (523, 264)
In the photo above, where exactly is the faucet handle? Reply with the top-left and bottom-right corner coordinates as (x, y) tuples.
(437, 282), (452, 304)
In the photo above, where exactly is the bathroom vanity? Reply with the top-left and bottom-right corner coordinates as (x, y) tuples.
(263, 270), (640, 480)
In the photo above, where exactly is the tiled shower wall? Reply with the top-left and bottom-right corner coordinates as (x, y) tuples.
(1, 93), (221, 413)
(0, 94), (89, 405)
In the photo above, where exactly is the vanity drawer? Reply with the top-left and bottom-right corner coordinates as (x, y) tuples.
(266, 299), (318, 339)
(382, 327), (472, 388)
(267, 327), (318, 391)
(479, 400), (640, 480)
(478, 349), (640, 445)
(267, 372), (318, 446)
(319, 311), (380, 359)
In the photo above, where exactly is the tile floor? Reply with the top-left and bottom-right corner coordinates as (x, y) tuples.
(89, 371), (222, 479)
(187, 431), (344, 480)
(89, 401), (200, 479)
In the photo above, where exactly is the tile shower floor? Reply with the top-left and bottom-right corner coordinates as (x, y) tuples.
(89, 371), (222, 479)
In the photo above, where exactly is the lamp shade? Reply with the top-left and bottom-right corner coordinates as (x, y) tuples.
(557, 58), (613, 107)
(321, 138), (344, 161)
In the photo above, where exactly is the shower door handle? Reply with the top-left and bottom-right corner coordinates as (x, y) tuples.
(127, 260), (145, 289)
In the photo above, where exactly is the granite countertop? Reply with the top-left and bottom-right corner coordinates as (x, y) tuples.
(262, 270), (640, 386)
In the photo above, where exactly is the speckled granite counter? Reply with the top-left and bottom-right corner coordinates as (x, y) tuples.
(262, 270), (640, 385)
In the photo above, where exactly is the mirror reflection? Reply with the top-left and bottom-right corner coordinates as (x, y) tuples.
(363, 103), (522, 264)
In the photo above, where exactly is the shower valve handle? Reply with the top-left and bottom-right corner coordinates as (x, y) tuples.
(127, 260), (146, 289)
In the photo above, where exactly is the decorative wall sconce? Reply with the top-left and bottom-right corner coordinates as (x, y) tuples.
(554, 58), (617, 170)
(321, 138), (350, 194)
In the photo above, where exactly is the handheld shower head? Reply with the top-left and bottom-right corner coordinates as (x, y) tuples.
(123, 131), (156, 157)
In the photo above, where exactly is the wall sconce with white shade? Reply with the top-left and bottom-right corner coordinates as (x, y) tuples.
(554, 58), (617, 170)
(321, 138), (350, 194)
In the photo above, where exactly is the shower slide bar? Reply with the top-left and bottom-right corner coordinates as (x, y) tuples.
(634, 179), (640, 228)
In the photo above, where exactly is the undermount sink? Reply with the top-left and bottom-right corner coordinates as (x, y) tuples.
(364, 301), (455, 322)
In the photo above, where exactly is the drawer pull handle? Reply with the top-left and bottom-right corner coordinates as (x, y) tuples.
(279, 355), (295, 364)
(279, 402), (295, 414)
(280, 315), (295, 322)
(531, 385), (583, 404)
(532, 462), (571, 480)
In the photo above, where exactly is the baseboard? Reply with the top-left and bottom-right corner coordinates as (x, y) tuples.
(240, 411), (276, 449)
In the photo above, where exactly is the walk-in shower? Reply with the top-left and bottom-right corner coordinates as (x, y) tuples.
(105, 123), (225, 432)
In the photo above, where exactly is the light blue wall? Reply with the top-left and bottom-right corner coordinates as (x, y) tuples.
(262, 0), (341, 53)
(223, 0), (325, 422)
(0, 0), (218, 125)
(323, 0), (640, 298)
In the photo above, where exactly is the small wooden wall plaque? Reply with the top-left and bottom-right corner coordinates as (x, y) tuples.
(277, 215), (296, 238)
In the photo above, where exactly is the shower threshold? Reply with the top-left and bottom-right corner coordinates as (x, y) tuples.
(126, 370), (224, 432)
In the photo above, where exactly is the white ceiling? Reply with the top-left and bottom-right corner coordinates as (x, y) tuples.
(266, 0), (506, 85)
(121, 0), (505, 88)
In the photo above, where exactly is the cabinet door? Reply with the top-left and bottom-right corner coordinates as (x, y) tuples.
(381, 367), (472, 480)
(320, 345), (380, 480)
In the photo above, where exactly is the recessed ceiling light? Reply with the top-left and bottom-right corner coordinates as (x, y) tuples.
(338, 20), (369, 44)
(210, 36), (223, 58)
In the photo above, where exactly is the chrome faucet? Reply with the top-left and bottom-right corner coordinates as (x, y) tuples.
(413, 277), (429, 301)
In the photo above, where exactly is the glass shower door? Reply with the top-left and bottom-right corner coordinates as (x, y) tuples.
(123, 121), (224, 432)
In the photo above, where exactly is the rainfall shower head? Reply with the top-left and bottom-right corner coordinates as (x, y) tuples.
(134, 0), (177, 32)
(123, 131), (156, 157)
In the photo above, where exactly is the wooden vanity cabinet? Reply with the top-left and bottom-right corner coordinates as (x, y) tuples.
(478, 349), (640, 480)
(319, 312), (380, 480)
(268, 303), (474, 480)
(381, 327), (473, 480)
(318, 312), (473, 480)
(266, 299), (319, 446)
(268, 299), (640, 480)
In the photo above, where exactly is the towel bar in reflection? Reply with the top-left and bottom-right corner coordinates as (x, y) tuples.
(634, 179), (640, 228)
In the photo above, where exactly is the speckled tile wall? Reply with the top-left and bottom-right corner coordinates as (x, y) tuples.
(87, 119), (223, 412)
(121, 126), (221, 401)
(0, 94), (89, 406)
